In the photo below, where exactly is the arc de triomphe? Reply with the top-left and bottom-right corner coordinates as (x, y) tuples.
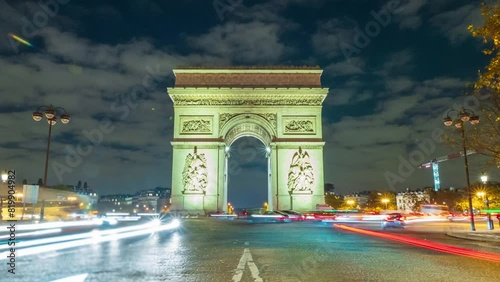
(167, 66), (328, 213)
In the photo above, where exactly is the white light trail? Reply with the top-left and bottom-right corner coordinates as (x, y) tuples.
(0, 220), (180, 254)
(0, 220), (102, 233)
(0, 228), (62, 241)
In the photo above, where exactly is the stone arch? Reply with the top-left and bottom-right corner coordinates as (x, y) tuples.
(168, 67), (328, 214)
(220, 113), (275, 146)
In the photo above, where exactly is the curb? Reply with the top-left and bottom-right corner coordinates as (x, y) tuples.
(446, 232), (500, 243)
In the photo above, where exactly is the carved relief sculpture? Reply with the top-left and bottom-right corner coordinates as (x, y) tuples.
(287, 147), (314, 193)
(219, 113), (277, 130)
(219, 113), (239, 129)
(171, 96), (325, 106)
(181, 119), (212, 133)
(182, 146), (208, 194)
(259, 113), (277, 129)
(284, 120), (314, 133)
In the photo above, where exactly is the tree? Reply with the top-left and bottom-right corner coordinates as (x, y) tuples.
(324, 194), (343, 209)
(466, 2), (500, 166)
(324, 183), (335, 194)
(77, 180), (82, 188)
(22, 179), (27, 185)
(84, 182), (88, 190)
(468, 3), (500, 92)
(37, 178), (43, 186)
(364, 191), (396, 210)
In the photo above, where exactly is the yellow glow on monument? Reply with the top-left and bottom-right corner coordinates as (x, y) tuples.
(168, 67), (327, 213)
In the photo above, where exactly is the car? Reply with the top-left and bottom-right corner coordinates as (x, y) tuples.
(304, 211), (337, 221)
(250, 211), (291, 223)
(279, 210), (305, 221)
(381, 214), (406, 230)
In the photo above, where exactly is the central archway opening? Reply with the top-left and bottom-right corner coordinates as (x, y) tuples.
(227, 136), (268, 211)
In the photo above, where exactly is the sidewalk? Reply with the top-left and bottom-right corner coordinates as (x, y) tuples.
(446, 228), (500, 243)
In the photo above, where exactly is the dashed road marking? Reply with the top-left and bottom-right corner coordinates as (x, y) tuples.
(232, 248), (263, 282)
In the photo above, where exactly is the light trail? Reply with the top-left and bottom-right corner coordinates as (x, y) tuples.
(334, 224), (500, 263)
(0, 219), (180, 255)
(0, 220), (102, 233)
(7, 33), (33, 47)
(0, 228), (62, 241)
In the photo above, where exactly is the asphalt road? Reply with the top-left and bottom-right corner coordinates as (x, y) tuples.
(8, 219), (500, 282)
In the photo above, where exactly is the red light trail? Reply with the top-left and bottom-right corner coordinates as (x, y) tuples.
(334, 224), (500, 263)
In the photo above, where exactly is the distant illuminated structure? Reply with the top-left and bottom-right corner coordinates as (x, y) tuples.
(167, 66), (328, 213)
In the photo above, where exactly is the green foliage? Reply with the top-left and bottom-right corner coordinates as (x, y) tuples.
(465, 2), (500, 167)
(469, 3), (500, 91)
(324, 194), (343, 209)
(364, 190), (396, 210)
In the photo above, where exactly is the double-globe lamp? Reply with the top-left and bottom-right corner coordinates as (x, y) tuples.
(443, 108), (479, 231)
(32, 105), (70, 187)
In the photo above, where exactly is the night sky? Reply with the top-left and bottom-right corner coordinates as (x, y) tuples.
(0, 0), (498, 208)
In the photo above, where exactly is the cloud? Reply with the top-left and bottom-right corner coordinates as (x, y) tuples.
(430, 3), (483, 44)
(385, 76), (415, 94)
(394, 0), (429, 29)
(376, 49), (414, 76)
(186, 21), (286, 64)
(324, 57), (365, 77)
(0, 24), (226, 194)
(323, 74), (476, 192)
(312, 18), (356, 59)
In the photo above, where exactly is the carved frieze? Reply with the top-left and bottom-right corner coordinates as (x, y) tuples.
(180, 116), (213, 134)
(171, 96), (324, 106)
(260, 113), (277, 129)
(219, 113), (239, 129)
(182, 120), (211, 133)
(219, 113), (277, 130)
(283, 116), (316, 135)
(285, 120), (313, 133)
(225, 123), (272, 145)
(182, 147), (208, 194)
(287, 147), (314, 193)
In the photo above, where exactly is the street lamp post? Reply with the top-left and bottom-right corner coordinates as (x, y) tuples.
(32, 104), (70, 222)
(32, 104), (71, 187)
(480, 173), (494, 230)
(1, 170), (8, 220)
(443, 108), (479, 231)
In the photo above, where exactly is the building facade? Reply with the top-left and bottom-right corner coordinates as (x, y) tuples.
(396, 190), (430, 212)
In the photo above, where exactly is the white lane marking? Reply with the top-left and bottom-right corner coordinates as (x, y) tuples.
(232, 248), (263, 282)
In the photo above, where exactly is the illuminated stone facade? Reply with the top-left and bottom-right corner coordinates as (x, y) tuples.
(168, 67), (328, 213)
